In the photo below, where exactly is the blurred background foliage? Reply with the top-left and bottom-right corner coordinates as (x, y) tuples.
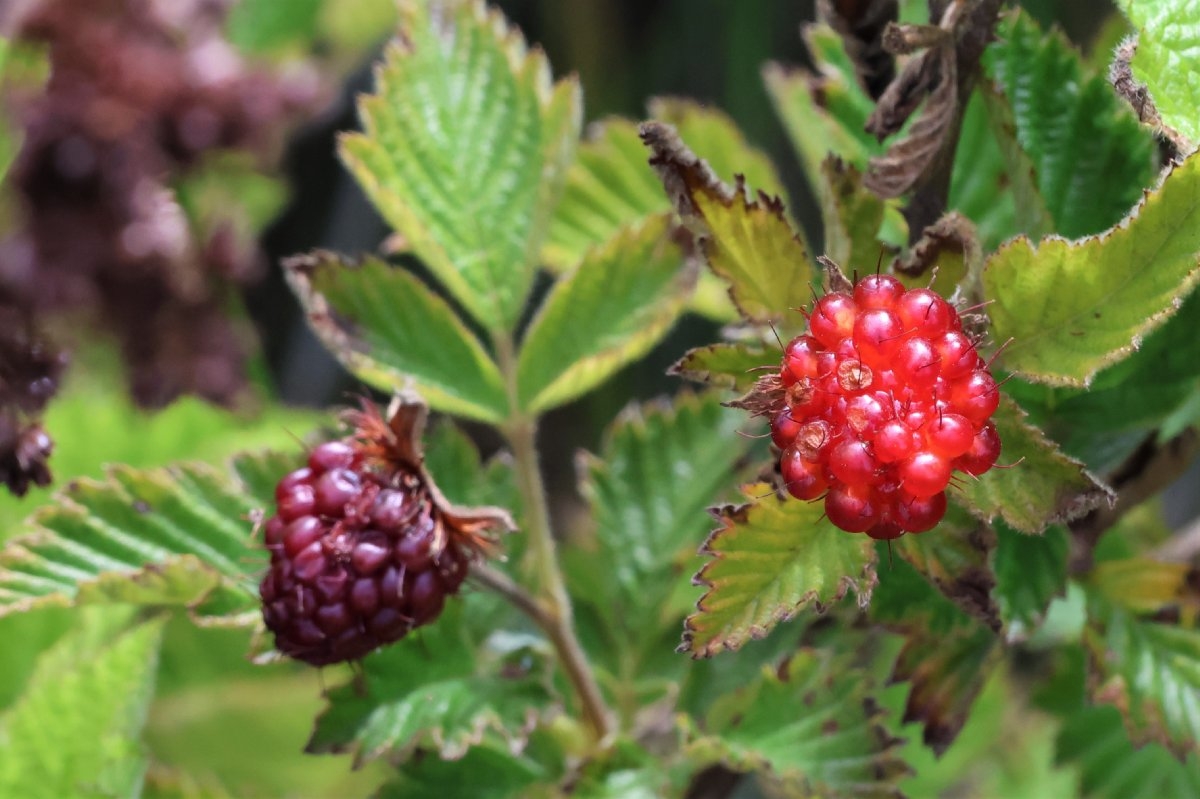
(0, 1), (1137, 796)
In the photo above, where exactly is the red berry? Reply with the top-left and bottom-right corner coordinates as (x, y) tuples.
(867, 518), (906, 540)
(925, 413), (975, 458)
(875, 419), (917, 463)
(810, 293), (857, 347)
(894, 337), (939, 388)
(853, 309), (904, 367)
(854, 274), (905, 309)
(935, 331), (980, 380)
(955, 422), (1001, 476)
(843, 392), (891, 436)
(949, 371), (1001, 423)
(763, 273), (1003, 538)
(899, 451), (952, 498)
(830, 439), (878, 485)
(781, 447), (827, 500)
(825, 484), (879, 533)
(782, 336), (822, 385)
(309, 441), (357, 472)
(895, 490), (947, 533)
(897, 288), (954, 336)
(771, 410), (803, 449)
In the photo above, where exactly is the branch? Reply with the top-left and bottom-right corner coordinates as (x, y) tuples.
(1069, 427), (1200, 575)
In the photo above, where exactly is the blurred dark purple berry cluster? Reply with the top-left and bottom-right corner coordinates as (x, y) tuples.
(0, 0), (322, 495)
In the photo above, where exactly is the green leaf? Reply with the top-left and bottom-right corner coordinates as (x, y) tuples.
(544, 98), (783, 273)
(1058, 706), (1200, 799)
(307, 597), (556, 765)
(226, 0), (324, 55)
(763, 25), (882, 182)
(670, 341), (774, 393)
(1117, 0), (1200, 150)
(895, 502), (1001, 632)
(984, 11), (1158, 238)
(375, 743), (550, 799)
(422, 422), (519, 515)
(685, 648), (909, 797)
(682, 485), (876, 657)
(947, 90), (1022, 252)
(642, 124), (815, 327)
(956, 396), (1114, 533)
(568, 393), (749, 662)
(0, 463), (263, 622)
(892, 624), (1002, 756)
(286, 252), (508, 423)
(517, 216), (692, 413)
(571, 738), (693, 799)
(983, 150), (1200, 387)
(993, 524), (1069, 632)
(0, 610), (165, 799)
(1006, 285), (1200, 470)
(1087, 598), (1200, 756)
(341, 0), (580, 332)
(821, 156), (887, 271)
(871, 545), (975, 635)
(871, 548), (1001, 753)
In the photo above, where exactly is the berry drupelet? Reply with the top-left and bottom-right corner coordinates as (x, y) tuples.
(754, 273), (1001, 539)
(259, 394), (513, 666)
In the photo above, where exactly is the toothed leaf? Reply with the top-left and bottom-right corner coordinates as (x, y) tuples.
(567, 393), (749, 660)
(340, 0), (580, 331)
(670, 341), (774, 393)
(307, 598), (555, 765)
(286, 252), (508, 424)
(1116, 0), (1200, 150)
(517, 216), (692, 413)
(685, 648), (909, 797)
(983, 152), (1200, 387)
(955, 396), (1114, 533)
(984, 11), (1158, 238)
(0, 463), (265, 622)
(682, 486), (876, 657)
(0, 611), (164, 798)
(642, 124), (814, 328)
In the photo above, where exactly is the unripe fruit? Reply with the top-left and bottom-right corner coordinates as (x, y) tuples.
(751, 271), (1003, 539)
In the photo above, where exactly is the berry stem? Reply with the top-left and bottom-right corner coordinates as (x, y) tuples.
(493, 335), (614, 744)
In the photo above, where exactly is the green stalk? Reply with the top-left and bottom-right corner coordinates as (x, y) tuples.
(493, 335), (614, 743)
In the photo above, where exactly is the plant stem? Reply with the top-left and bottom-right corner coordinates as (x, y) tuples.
(491, 335), (614, 743)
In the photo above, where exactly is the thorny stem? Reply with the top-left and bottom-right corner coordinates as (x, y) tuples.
(491, 333), (614, 744)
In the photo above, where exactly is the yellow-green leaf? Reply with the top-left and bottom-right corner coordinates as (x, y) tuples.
(286, 252), (508, 424)
(641, 123), (814, 327)
(682, 485), (876, 658)
(983, 152), (1200, 386)
(956, 396), (1114, 533)
(1117, 0), (1200, 151)
(517, 215), (691, 414)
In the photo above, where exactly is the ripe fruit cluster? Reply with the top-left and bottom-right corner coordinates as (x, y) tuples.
(259, 397), (511, 666)
(771, 275), (1001, 539)
(260, 441), (469, 665)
